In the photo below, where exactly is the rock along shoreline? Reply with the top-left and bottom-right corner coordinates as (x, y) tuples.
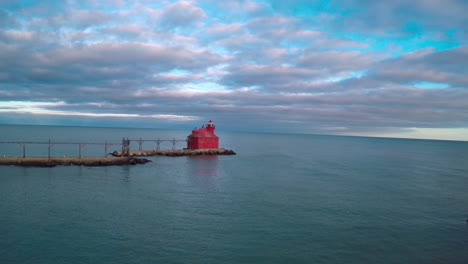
(0, 157), (151, 167)
(112, 148), (236, 157)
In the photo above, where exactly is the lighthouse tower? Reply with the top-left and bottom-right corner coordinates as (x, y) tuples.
(187, 120), (219, 149)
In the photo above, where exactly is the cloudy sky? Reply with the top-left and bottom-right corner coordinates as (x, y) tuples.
(1, 0), (467, 140)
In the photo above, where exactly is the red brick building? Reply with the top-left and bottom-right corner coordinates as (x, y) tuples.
(186, 120), (219, 149)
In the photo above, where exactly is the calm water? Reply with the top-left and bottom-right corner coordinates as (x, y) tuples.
(1, 125), (468, 263)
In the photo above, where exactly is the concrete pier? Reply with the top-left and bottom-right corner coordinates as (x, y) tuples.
(0, 157), (151, 167)
(112, 148), (236, 157)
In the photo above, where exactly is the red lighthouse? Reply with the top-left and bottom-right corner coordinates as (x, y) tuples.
(187, 120), (219, 149)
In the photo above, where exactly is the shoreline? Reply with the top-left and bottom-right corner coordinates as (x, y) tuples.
(112, 148), (236, 157)
(0, 157), (151, 167)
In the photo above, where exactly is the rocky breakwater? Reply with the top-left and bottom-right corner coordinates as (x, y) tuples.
(112, 148), (236, 157)
(0, 157), (151, 167)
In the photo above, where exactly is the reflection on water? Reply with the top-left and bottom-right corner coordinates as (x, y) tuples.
(187, 156), (219, 187)
(76, 166), (84, 177)
(189, 155), (219, 177)
(120, 165), (131, 183)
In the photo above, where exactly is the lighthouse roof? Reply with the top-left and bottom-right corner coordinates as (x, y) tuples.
(188, 127), (218, 138)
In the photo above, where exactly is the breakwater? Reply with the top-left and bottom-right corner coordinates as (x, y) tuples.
(112, 148), (236, 157)
(0, 157), (151, 167)
(0, 137), (236, 166)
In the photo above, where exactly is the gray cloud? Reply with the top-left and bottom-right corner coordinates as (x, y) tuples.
(100, 24), (147, 39)
(0, 9), (20, 28)
(298, 50), (378, 71)
(199, 0), (271, 22)
(354, 46), (468, 88)
(22, 9), (117, 31)
(154, 1), (207, 28)
(222, 64), (323, 88)
(330, 0), (468, 32)
(199, 23), (244, 40)
(0, 37), (227, 84)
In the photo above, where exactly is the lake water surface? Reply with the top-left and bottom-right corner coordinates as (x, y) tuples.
(1, 125), (468, 263)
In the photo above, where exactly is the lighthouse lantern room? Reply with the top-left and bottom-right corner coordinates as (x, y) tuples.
(186, 120), (219, 149)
